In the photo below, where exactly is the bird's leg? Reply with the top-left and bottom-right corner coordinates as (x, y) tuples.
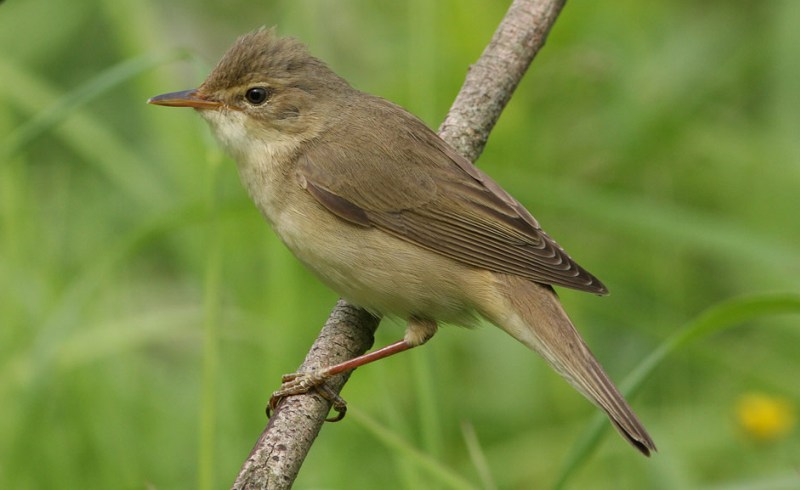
(268, 317), (438, 421)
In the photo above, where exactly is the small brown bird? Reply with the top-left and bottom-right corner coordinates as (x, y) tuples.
(149, 28), (655, 455)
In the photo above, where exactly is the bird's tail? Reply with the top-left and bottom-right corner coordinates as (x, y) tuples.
(481, 274), (656, 456)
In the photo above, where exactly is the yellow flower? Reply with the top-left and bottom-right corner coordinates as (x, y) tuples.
(736, 392), (796, 441)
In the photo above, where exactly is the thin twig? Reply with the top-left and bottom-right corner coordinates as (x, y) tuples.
(231, 1), (567, 488)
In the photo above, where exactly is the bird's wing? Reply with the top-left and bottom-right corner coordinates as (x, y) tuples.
(296, 104), (607, 294)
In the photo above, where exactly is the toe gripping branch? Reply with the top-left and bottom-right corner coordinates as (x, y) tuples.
(267, 369), (348, 422)
(265, 339), (415, 422)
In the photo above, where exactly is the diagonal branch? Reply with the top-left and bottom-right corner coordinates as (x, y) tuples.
(439, 0), (566, 161)
(231, 1), (567, 488)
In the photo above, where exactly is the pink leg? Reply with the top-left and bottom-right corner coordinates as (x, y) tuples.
(267, 339), (417, 420)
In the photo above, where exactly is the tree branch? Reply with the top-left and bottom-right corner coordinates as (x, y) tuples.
(231, 1), (566, 488)
(439, 0), (566, 161)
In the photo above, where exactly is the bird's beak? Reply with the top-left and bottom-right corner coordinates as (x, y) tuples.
(147, 89), (223, 109)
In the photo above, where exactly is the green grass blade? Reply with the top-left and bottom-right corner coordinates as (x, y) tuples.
(461, 421), (498, 490)
(553, 293), (800, 490)
(349, 407), (479, 490)
(701, 472), (800, 490)
(0, 53), (184, 206)
(1, 50), (186, 159)
(528, 177), (800, 275)
(198, 150), (224, 490)
(0, 197), (249, 394)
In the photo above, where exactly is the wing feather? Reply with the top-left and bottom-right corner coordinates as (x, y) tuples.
(296, 98), (607, 294)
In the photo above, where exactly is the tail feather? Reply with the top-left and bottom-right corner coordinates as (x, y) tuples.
(580, 350), (656, 455)
(483, 274), (656, 456)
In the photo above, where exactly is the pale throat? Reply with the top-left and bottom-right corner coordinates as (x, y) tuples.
(199, 108), (301, 224)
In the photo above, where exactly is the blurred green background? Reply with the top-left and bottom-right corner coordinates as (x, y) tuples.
(2, 0), (799, 488)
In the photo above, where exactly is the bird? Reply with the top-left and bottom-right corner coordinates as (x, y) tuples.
(149, 27), (656, 456)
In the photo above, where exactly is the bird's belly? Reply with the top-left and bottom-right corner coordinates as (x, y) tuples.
(273, 202), (485, 325)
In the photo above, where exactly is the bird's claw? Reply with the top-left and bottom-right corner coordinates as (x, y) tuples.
(266, 368), (347, 422)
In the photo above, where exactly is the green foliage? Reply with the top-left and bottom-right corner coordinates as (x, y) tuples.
(2, 0), (798, 488)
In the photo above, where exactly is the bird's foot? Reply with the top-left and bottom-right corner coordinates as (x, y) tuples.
(266, 337), (424, 422)
(267, 368), (347, 422)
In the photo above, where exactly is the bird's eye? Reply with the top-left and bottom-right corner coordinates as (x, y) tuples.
(245, 87), (271, 105)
